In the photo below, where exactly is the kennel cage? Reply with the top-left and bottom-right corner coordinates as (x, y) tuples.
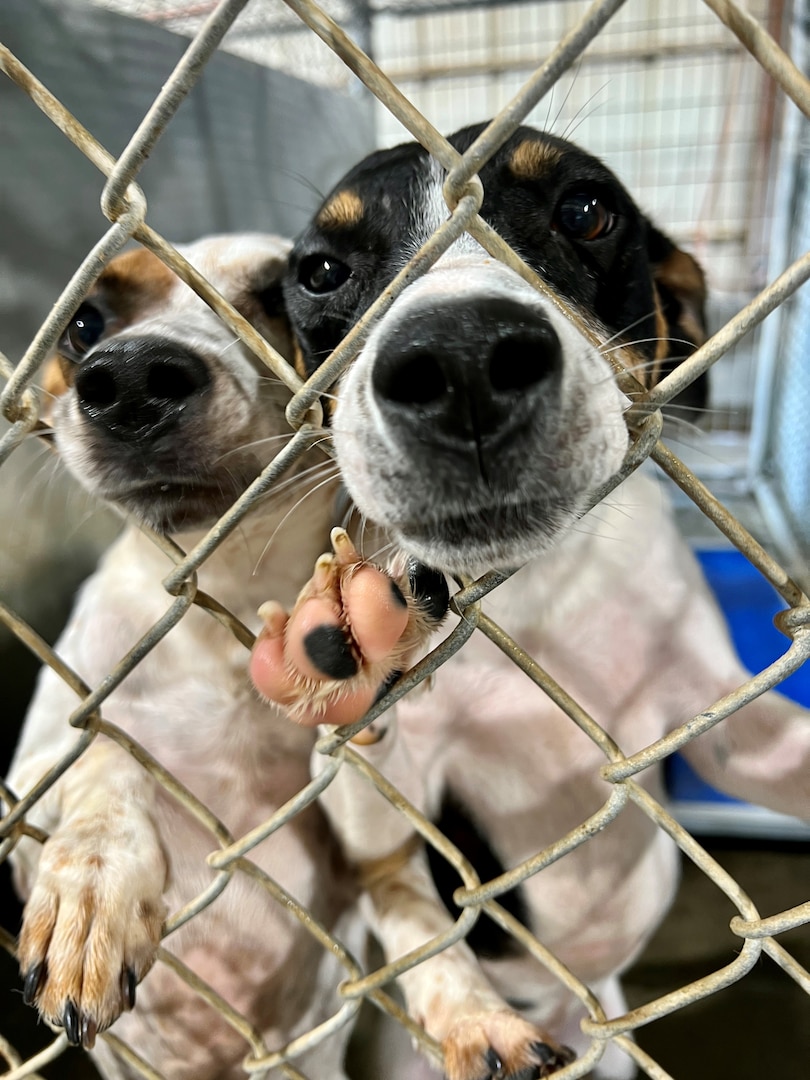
(1, 0), (809, 1078)
(82, 0), (810, 834)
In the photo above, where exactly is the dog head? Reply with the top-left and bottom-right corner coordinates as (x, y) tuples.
(284, 124), (707, 574)
(42, 234), (293, 534)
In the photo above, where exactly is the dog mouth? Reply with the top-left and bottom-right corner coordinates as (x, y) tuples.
(393, 494), (579, 573)
(113, 470), (258, 533)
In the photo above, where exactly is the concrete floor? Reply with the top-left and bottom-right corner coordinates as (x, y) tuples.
(622, 838), (810, 1079)
(2, 835), (808, 1079)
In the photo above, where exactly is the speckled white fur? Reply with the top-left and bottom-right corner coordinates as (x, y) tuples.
(7, 236), (358, 1079)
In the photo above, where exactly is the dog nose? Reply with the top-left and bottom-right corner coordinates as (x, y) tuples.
(371, 297), (561, 445)
(74, 338), (210, 440)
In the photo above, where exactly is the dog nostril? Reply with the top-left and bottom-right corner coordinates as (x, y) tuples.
(489, 328), (561, 393)
(378, 350), (448, 407)
(77, 368), (117, 406)
(146, 361), (205, 402)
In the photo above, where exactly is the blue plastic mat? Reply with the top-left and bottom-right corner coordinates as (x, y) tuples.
(666, 549), (810, 836)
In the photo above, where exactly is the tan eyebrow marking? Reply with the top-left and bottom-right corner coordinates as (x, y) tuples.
(291, 336), (308, 380)
(316, 190), (364, 230)
(508, 139), (563, 180)
(96, 246), (178, 321)
(50, 248), (178, 387)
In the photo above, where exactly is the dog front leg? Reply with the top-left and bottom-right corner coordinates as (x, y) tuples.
(368, 847), (576, 1080)
(314, 731), (575, 1080)
(12, 737), (167, 1048)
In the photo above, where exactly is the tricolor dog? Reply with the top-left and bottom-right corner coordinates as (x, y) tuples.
(5, 236), (361, 1079)
(250, 125), (810, 1078)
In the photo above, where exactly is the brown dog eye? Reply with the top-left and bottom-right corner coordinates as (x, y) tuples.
(298, 254), (351, 295)
(554, 193), (615, 241)
(64, 303), (106, 356)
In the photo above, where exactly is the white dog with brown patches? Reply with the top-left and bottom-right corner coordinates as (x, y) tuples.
(250, 126), (810, 1079)
(5, 236), (359, 1079)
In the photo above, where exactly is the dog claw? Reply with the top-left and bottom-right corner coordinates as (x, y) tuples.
(22, 962), (45, 1006)
(530, 1041), (575, 1075)
(444, 1013), (574, 1080)
(63, 999), (81, 1045)
(81, 1013), (98, 1050)
(484, 1047), (504, 1077)
(121, 966), (137, 1011)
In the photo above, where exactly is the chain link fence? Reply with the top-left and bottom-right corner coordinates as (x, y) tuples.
(1, 0), (809, 1078)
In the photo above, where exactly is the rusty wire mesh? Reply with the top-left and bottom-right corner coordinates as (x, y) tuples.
(1, 0), (809, 1078)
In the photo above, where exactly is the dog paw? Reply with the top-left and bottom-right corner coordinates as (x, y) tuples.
(250, 527), (449, 728)
(443, 1012), (575, 1080)
(17, 826), (166, 1047)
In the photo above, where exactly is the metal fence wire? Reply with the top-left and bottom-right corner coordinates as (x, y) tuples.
(1, 0), (810, 1078)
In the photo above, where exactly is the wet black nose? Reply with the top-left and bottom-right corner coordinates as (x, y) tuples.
(371, 296), (561, 446)
(74, 338), (211, 440)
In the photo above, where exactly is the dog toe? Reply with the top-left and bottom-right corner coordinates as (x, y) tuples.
(530, 1041), (576, 1074)
(18, 827), (165, 1041)
(22, 960), (47, 1006)
(251, 528), (447, 728)
(443, 1011), (575, 1080)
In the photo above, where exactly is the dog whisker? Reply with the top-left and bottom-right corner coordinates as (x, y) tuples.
(367, 538), (397, 566)
(546, 61), (583, 135)
(597, 309), (662, 351)
(255, 460), (339, 509)
(217, 336), (243, 358)
(599, 336), (697, 357)
(21, 425), (57, 446)
(559, 80), (610, 143)
(212, 432), (296, 466)
(542, 81), (557, 133)
(284, 167), (327, 205)
(252, 468), (340, 576)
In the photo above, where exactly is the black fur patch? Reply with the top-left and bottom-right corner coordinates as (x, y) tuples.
(285, 123), (699, 384)
(427, 794), (530, 960)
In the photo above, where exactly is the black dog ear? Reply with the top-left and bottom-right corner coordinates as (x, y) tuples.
(250, 257), (301, 375)
(257, 282), (286, 320)
(646, 225), (709, 412)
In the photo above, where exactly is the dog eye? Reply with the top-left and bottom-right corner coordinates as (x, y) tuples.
(64, 303), (106, 356)
(298, 255), (351, 295)
(553, 193), (615, 241)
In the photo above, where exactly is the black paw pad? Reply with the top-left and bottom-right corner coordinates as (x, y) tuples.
(303, 625), (358, 680)
(407, 558), (449, 624)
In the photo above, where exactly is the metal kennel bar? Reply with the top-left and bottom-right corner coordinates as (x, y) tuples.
(1, 1), (809, 1078)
